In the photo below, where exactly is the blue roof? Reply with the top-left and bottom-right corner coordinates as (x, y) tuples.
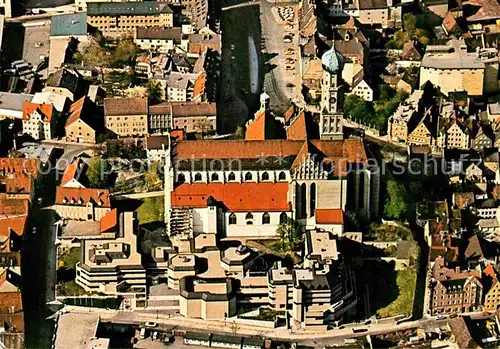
(321, 46), (344, 75)
(50, 13), (88, 37)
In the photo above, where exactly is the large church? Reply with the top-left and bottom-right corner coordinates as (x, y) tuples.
(163, 46), (380, 239)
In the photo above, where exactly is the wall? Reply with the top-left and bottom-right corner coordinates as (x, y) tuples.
(105, 114), (148, 137)
(225, 211), (288, 238)
(55, 204), (110, 221)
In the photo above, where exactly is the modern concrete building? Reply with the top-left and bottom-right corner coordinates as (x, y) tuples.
(76, 211), (147, 303)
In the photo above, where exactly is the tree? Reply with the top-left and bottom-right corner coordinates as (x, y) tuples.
(403, 13), (417, 32)
(87, 158), (111, 188)
(276, 217), (303, 251)
(78, 36), (109, 67)
(146, 80), (163, 104)
(144, 162), (161, 190)
(384, 180), (409, 220)
(111, 38), (139, 67)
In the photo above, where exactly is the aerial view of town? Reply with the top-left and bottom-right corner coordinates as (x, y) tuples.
(0, 0), (500, 347)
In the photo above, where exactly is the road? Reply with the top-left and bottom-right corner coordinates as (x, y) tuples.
(59, 305), (451, 344)
(22, 170), (58, 348)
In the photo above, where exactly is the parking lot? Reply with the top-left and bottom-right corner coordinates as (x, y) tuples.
(261, 2), (303, 112)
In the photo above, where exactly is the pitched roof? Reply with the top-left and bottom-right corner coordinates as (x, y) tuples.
(0, 216), (26, 238)
(146, 135), (169, 150)
(60, 158), (84, 186)
(172, 182), (291, 212)
(0, 291), (23, 314)
(136, 27), (182, 41)
(286, 111), (307, 141)
(466, 0), (500, 21)
(45, 68), (80, 93)
(87, 1), (172, 16)
(55, 187), (111, 207)
(315, 209), (344, 224)
(66, 96), (97, 129)
(100, 208), (117, 233)
(358, 0), (388, 9)
(0, 158), (39, 176)
(442, 12), (458, 33)
(173, 139), (367, 164)
(22, 102), (54, 122)
(5, 173), (32, 195)
(104, 97), (148, 116)
(245, 111), (270, 140)
(447, 317), (479, 349)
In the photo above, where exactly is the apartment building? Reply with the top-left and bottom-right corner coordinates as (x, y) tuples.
(55, 187), (111, 221)
(43, 68), (83, 102)
(483, 264), (500, 311)
(430, 256), (483, 315)
(65, 97), (101, 144)
(135, 27), (187, 53)
(148, 101), (216, 134)
(87, 2), (173, 37)
(357, 0), (401, 28)
(76, 211), (147, 302)
(22, 102), (57, 140)
(420, 39), (499, 96)
(104, 97), (148, 137)
(0, 93), (34, 120)
(437, 119), (470, 150)
(166, 72), (205, 102)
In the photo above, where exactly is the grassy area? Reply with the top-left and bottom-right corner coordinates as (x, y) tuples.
(136, 196), (165, 225)
(57, 280), (88, 296)
(368, 224), (413, 241)
(58, 247), (80, 270)
(255, 308), (284, 321)
(376, 268), (417, 318)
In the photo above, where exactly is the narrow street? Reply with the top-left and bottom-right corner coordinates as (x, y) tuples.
(22, 171), (58, 349)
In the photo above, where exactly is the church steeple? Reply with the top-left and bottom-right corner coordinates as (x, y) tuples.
(319, 46), (345, 140)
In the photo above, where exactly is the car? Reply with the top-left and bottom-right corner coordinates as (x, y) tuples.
(285, 65), (294, 70)
(436, 314), (449, 320)
(285, 58), (294, 63)
(145, 322), (158, 327)
(352, 328), (368, 333)
(140, 328), (147, 339)
(31, 227), (36, 234)
(152, 331), (158, 340)
(283, 38), (292, 43)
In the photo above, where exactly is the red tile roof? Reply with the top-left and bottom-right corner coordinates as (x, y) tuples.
(104, 97), (148, 116)
(286, 111), (307, 141)
(245, 111), (268, 140)
(173, 139), (367, 164)
(171, 129), (185, 140)
(0, 216), (26, 238)
(172, 182), (291, 212)
(0, 199), (28, 216)
(0, 291), (23, 314)
(60, 158), (83, 186)
(22, 102), (54, 122)
(0, 158), (39, 176)
(100, 208), (117, 233)
(5, 174), (32, 195)
(55, 187), (111, 207)
(315, 209), (344, 224)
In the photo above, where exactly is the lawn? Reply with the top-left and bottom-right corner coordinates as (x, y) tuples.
(136, 196), (165, 225)
(58, 247), (80, 270)
(376, 268), (416, 318)
(57, 280), (88, 297)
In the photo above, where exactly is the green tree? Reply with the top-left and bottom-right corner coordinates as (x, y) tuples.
(384, 180), (409, 220)
(78, 36), (109, 67)
(276, 217), (303, 251)
(87, 158), (111, 188)
(111, 38), (139, 67)
(403, 13), (417, 32)
(146, 79), (163, 104)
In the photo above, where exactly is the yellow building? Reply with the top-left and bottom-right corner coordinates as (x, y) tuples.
(408, 117), (434, 146)
(104, 97), (148, 137)
(65, 96), (100, 144)
(420, 39), (486, 96)
(438, 119), (470, 150)
(87, 2), (173, 37)
(483, 265), (500, 312)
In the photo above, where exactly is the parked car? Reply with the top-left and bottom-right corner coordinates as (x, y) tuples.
(145, 322), (158, 328)
(140, 328), (147, 339)
(152, 331), (158, 340)
(283, 37), (292, 43)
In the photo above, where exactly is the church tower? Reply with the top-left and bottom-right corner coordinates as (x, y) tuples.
(320, 46), (345, 140)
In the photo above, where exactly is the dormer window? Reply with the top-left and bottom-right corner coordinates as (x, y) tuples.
(63, 197), (67, 204)
(194, 173), (202, 182)
(245, 212), (253, 225)
(228, 172), (236, 181)
(261, 172), (269, 181)
(244, 172), (252, 181)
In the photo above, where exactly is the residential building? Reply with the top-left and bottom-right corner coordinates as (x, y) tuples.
(401, 41), (422, 61)
(0, 93), (34, 120)
(43, 68), (83, 102)
(188, 32), (222, 55)
(387, 90), (424, 142)
(438, 119), (470, 150)
(148, 101), (216, 134)
(134, 27), (187, 53)
(22, 102), (57, 140)
(420, 39), (499, 96)
(471, 126), (493, 151)
(166, 71), (205, 102)
(349, 72), (373, 101)
(31, 91), (69, 114)
(87, 2), (173, 37)
(356, 0), (401, 28)
(65, 96), (102, 144)
(407, 112), (436, 146)
(60, 158), (86, 188)
(146, 135), (169, 163)
(50, 13), (89, 40)
(483, 264), (500, 311)
(191, 0), (209, 30)
(104, 97), (148, 137)
(76, 211), (147, 303)
(429, 256), (483, 315)
(54, 187), (111, 221)
(487, 102), (500, 121)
